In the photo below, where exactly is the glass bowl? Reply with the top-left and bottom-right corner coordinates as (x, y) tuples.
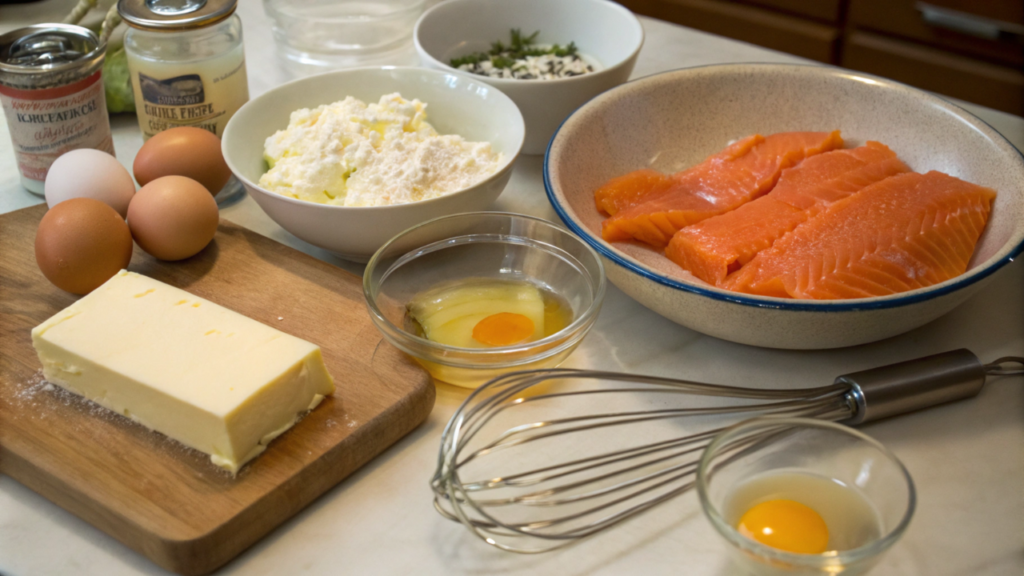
(263, 0), (427, 71)
(363, 212), (606, 388)
(697, 418), (915, 576)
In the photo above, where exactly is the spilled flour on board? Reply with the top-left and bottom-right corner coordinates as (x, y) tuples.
(13, 370), (114, 422)
(10, 370), (234, 477)
(9, 370), (344, 477)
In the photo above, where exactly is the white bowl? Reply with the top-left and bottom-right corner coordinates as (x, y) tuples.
(222, 66), (524, 262)
(414, 0), (643, 155)
(545, 64), (1024, 349)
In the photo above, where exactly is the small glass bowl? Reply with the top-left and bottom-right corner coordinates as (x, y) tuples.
(363, 212), (606, 388)
(697, 418), (915, 576)
(263, 0), (427, 71)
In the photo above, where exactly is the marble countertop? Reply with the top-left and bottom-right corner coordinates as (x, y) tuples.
(1, 2), (1022, 575)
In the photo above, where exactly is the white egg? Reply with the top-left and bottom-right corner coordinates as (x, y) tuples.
(45, 149), (136, 217)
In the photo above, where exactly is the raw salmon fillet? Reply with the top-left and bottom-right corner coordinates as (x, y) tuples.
(600, 131), (843, 248)
(666, 142), (909, 286)
(594, 136), (763, 216)
(724, 171), (996, 299)
(595, 169), (679, 217)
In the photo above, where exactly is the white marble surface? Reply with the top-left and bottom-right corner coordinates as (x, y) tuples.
(1, 3), (1022, 575)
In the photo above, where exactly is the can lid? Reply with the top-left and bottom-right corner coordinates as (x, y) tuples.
(118, 0), (237, 31)
(0, 24), (103, 75)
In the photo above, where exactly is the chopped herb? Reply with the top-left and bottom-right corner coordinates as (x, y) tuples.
(451, 51), (489, 68)
(551, 42), (579, 57)
(490, 55), (516, 69)
(451, 30), (595, 81)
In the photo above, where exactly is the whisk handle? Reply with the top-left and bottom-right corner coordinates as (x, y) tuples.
(839, 349), (986, 425)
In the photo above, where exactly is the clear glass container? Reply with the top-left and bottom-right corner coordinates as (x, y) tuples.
(697, 418), (916, 576)
(263, 0), (426, 74)
(121, 0), (249, 204)
(363, 212), (606, 388)
(123, 13), (248, 141)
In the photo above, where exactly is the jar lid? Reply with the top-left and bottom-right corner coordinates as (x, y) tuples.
(118, 0), (237, 31)
(0, 24), (103, 76)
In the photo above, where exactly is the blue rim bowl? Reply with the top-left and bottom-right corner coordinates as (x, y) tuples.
(544, 64), (1024, 348)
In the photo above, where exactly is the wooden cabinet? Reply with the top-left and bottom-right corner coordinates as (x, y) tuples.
(848, 0), (1023, 68)
(619, 0), (1024, 115)
(844, 30), (1023, 114)
(633, 0), (840, 62)
(738, 0), (842, 24)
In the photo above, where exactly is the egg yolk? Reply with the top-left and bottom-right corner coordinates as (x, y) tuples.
(472, 312), (535, 347)
(736, 499), (829, 554)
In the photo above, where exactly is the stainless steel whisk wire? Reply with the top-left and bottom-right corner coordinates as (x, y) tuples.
(431, 353), (1023, 553)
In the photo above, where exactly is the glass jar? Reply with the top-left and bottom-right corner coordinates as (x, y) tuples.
(119, 0), (249, 141)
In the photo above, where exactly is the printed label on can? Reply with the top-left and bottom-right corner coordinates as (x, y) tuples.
(0, 70), (114, 183)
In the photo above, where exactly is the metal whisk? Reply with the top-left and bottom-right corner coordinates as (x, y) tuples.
(431, 349), (1023, 553)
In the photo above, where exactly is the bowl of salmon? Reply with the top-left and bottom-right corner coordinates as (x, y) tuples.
(544, 63), (1024, 349)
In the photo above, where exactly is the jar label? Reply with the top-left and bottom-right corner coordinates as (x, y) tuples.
(0, 70), (115, 183)
(139, 72), (205, 106)
(129, 52), (249, 140)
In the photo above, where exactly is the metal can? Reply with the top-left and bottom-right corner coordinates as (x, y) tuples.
(0, 24), (115, 195)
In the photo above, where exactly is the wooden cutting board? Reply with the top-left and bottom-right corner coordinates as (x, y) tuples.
(0, 204), (435, 575)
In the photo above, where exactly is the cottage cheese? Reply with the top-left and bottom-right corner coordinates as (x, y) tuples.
(259, 93), (503, 207)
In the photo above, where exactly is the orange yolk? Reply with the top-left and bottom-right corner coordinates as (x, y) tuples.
(736, 499), (829, 554)
(472, 312), (535, 347)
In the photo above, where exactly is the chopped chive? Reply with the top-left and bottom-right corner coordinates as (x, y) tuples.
(450, 29), (593, 80)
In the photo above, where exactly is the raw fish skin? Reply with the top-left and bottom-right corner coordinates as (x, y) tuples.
(724, 171), (996, 299)
(600, 131), (844, 248)
(666, 142), (909, 286)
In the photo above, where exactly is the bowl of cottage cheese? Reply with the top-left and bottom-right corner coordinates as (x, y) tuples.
(222, 66), (524, 261)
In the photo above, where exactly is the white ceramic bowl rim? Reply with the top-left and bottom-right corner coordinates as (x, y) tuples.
(222, 65), (524, 213)
(544, 63), (1024, 312)
(413, 0), (645, 87)
(696, 417), (917, 566)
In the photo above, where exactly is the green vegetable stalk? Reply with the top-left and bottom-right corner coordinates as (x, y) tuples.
(63, 0), (134, 113)
(103, 43), (134, 113)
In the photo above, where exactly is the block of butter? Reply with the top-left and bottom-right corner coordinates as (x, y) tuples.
(31, 270), (335, 474)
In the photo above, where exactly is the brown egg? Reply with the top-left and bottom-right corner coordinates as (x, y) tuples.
(133, 127), (232, 194)
(128, 176), (219, 261)
(35, 198), (134, 295)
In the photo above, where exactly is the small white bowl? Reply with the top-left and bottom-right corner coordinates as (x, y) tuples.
(222, 66), (524, 262)
(545, 64), (1024, 349)
(414, 0), (643, 155)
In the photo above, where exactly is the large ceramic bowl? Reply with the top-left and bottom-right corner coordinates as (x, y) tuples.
(415, 0), (643, 155)
(222, 66), (524, 262)
(545, 64), (1024, 349)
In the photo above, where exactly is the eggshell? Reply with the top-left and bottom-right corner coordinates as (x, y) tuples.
(133, 127), (232, 194)
(35, 197), (134, 295)
(45, 149), (136, 217)
(128, 175), (219, 261)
